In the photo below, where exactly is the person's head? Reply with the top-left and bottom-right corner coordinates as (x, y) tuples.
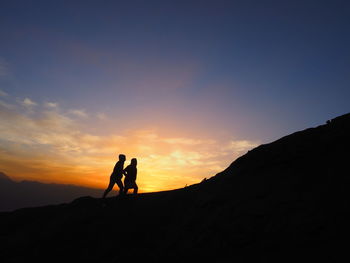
(119, 154), (126, 162)
(131, 158), (137, 166)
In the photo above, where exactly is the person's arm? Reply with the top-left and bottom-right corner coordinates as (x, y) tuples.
(123, 166), (129, 176)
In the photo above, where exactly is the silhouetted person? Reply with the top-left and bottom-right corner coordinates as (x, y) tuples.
(102, 154), (126, 198)
(123, 158), (138, 195)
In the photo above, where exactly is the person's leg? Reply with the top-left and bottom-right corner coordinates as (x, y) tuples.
(116, 179), (124, 195)
(124, 181), (130, 194)
(124, 187), (129, 195)
(133, 183), (138, 194)
(102, 177), (115, 198)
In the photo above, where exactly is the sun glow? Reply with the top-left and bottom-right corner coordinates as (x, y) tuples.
(0, 92), (258, 192)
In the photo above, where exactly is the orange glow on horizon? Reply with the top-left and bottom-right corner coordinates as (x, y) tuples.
(0, 138), (229, 193)
(0, 95), (259, 192)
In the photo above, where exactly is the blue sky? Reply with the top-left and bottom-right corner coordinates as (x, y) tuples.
(0, 0), (349, 190)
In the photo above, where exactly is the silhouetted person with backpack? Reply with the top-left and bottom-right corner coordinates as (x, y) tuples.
(102, 154), (126, 198)
(123, 158), (138, 195)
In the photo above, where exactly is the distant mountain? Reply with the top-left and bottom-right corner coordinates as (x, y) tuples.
(0, 113), (349, 263)
(0, 173), (103, 211)
(0, 172), (12, 182)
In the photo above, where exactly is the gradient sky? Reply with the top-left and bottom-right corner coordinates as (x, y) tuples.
(0, 0), (349, 192)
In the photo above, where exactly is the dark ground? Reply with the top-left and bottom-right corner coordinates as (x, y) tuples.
(1, 113), (349, 263)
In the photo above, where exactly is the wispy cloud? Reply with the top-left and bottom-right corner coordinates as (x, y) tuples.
(226, 140), (259, 153)
(0, 93), (259, 191)
(44, 102), (59, 108)
(0, 100), (16, 110)
(21, 98), (37, 107)
(96, 113), (107, 120)
(162, 137), (215, 145)
(69, 109), (88, 118)
(0, 89), (8, 97)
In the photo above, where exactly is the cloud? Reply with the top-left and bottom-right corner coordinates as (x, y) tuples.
(227, 140), (259, 153)
(69, 109), (88, 118)
(44, 102), (59, 108)
(0, 89), (8, 97)
(0, 100), (15, 110)
(22, 98), (37, 107)
(162, 137), (215, 145)
(0, 93), (259, 191)
(96, 113), (107, 120)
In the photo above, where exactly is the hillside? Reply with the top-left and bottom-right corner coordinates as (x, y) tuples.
(1, 113), (349, 263)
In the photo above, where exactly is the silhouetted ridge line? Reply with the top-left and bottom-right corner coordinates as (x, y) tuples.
(207, 112), (350, 183)
(1, 112), (349, 263)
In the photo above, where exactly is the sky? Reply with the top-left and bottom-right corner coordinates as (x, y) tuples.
(0, 0), (349, 192)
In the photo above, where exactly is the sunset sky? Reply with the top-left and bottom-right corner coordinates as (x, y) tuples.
(0, 1), (349, 192)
